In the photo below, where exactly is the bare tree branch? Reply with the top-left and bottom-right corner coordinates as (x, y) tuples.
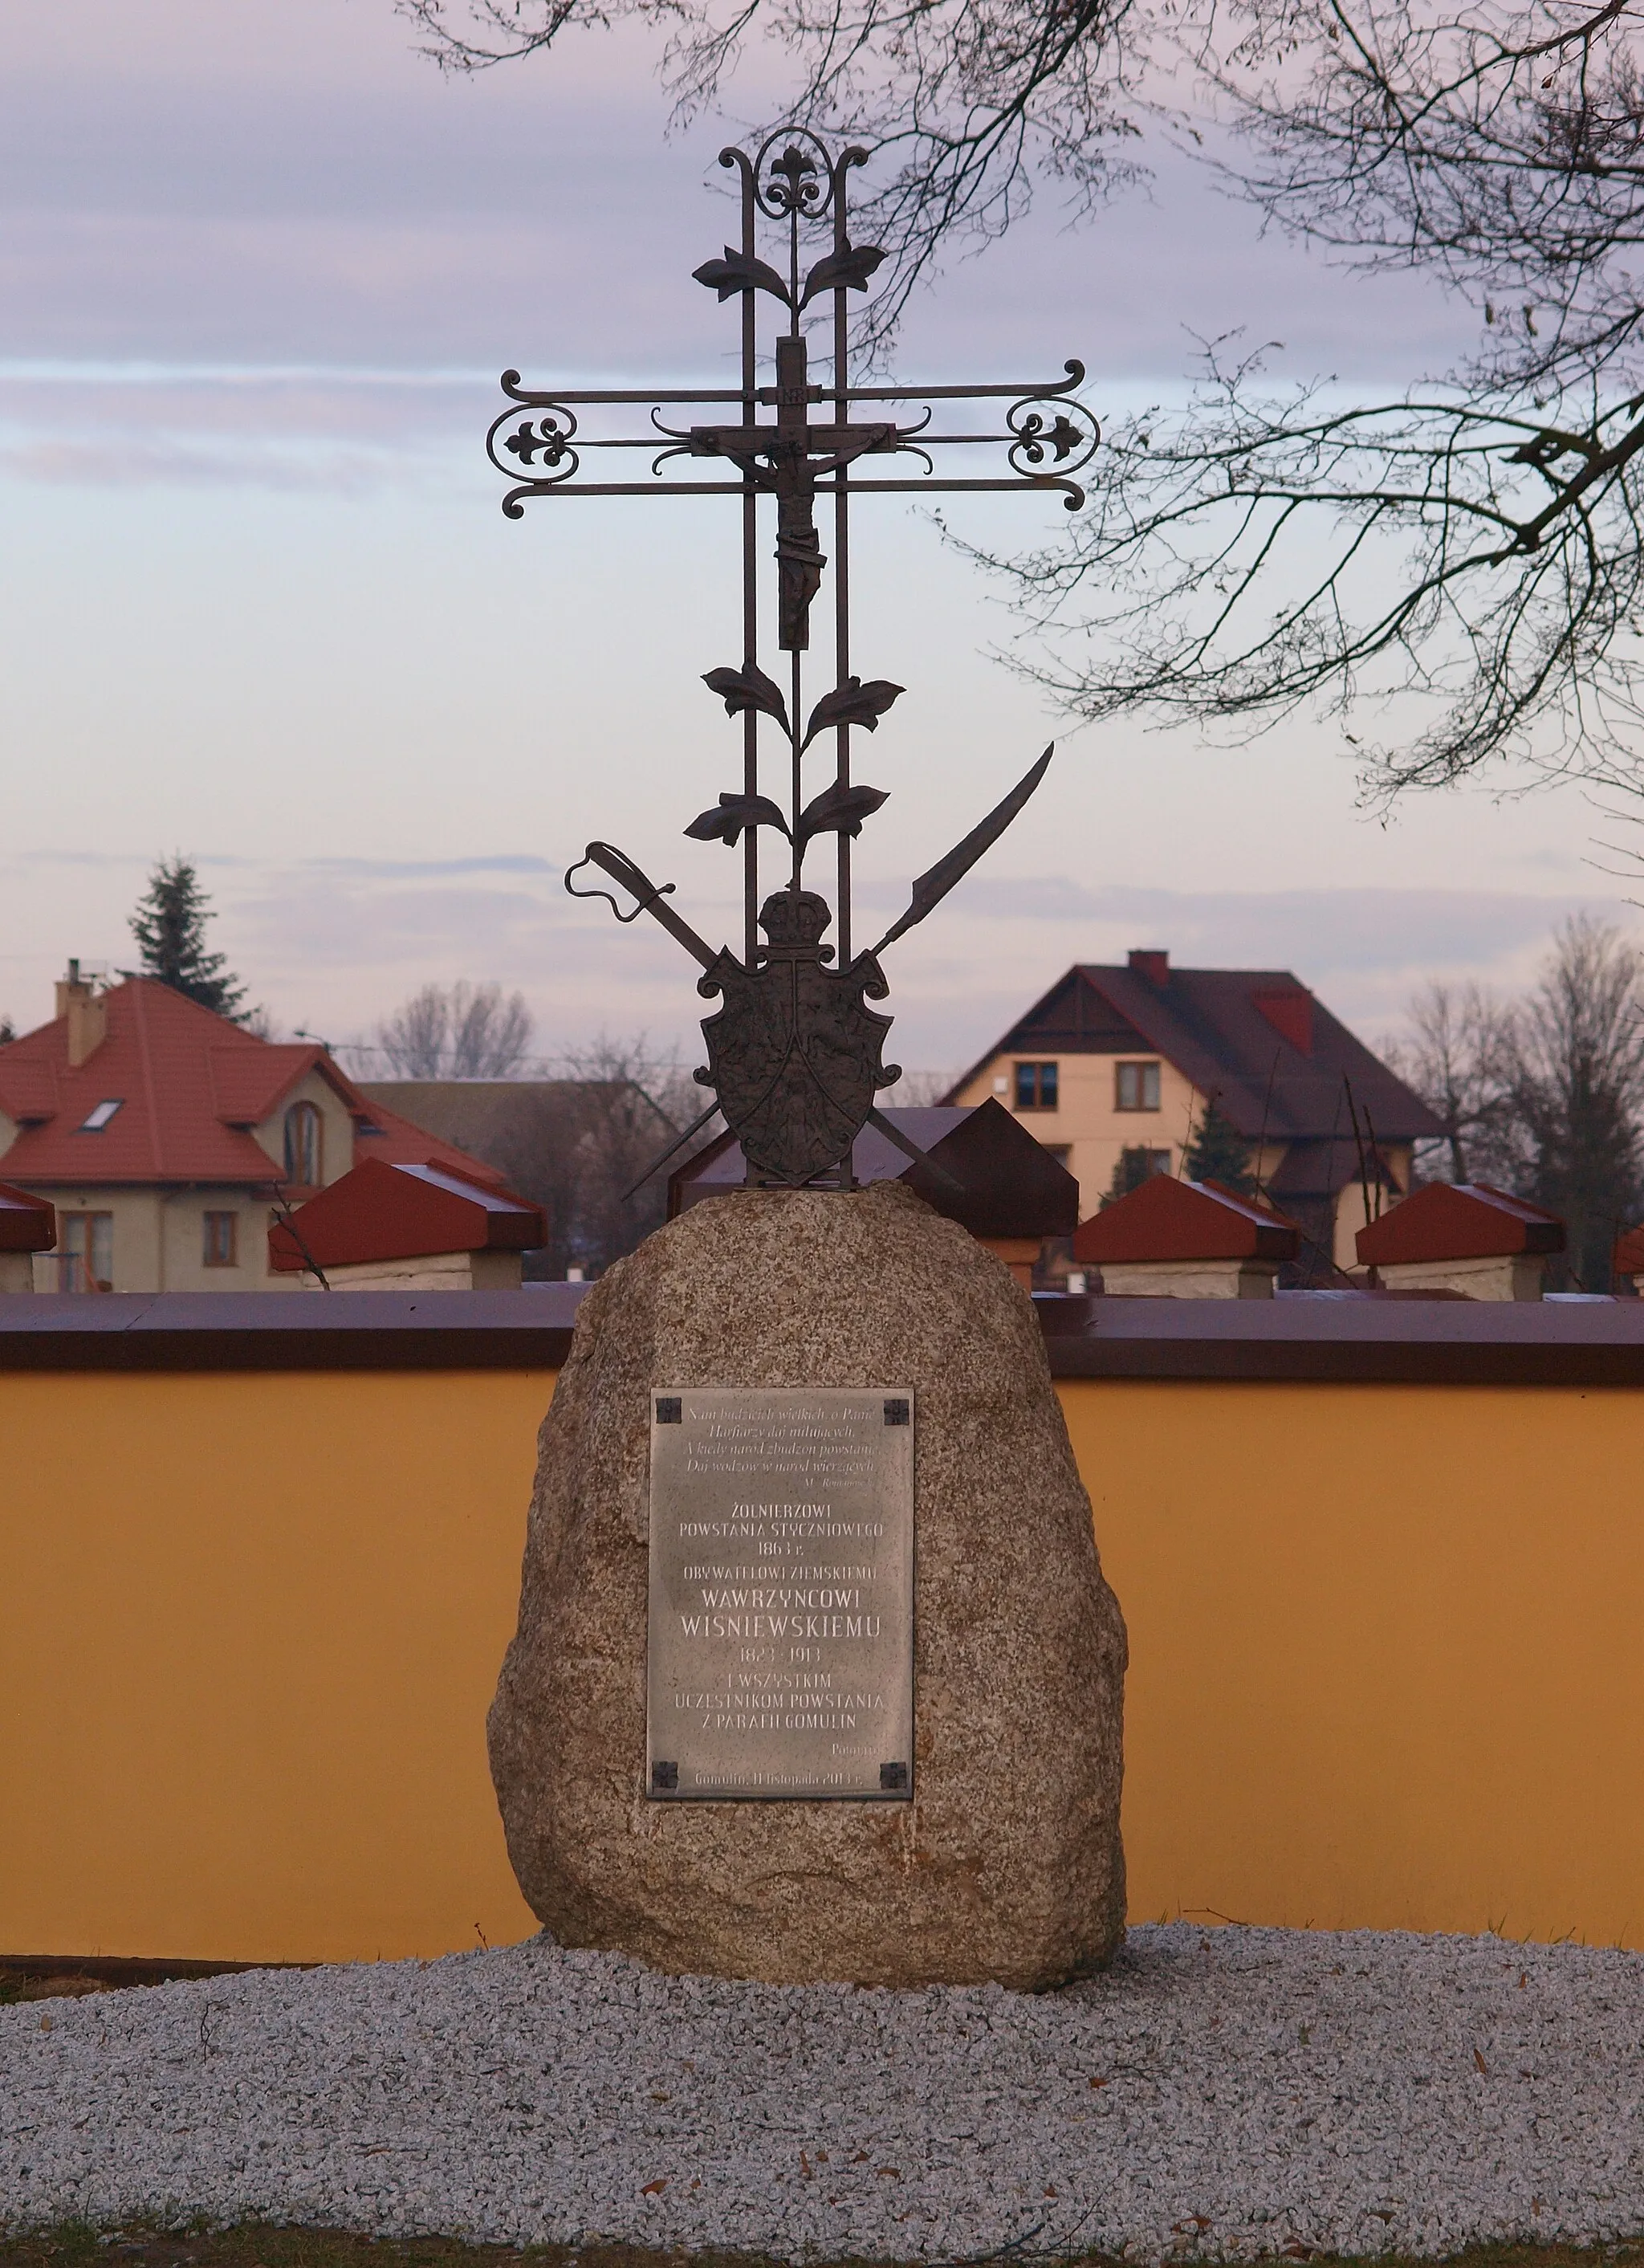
(396, 0), (1151, 350)
(956, 334), (1644, 792)
(402, 0), (1644, 784)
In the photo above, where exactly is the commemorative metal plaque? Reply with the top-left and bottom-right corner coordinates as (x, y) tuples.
(647, 1386), (914, 1800)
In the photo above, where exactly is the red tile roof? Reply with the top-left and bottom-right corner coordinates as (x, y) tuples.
(1357, 1182), (1564, 1266)
(1073, 1175), (1301, 1265)
(268, 1158), (545, 1271)
(0, 979), (503, 1191)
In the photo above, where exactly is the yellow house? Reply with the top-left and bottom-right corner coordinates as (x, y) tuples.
(945, 949), (1443, 1272)
(0, 963), (507, 1293)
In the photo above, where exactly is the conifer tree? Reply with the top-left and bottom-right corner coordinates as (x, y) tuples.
(128, 856), (249, 1021)
(1183, 1094), (1257, 1196)
(1101, 1145), (1164, 1209)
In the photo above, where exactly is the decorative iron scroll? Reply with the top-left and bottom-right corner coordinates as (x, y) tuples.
(494, 130), (1099, 1191)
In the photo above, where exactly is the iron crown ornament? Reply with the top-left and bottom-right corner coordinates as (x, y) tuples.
(489, 129), (1098, 1190)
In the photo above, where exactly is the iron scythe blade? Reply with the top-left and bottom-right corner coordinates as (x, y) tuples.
(865, 1107), (965, 1193)
(869, 745), (1053, 956)
(620, 1097), (726, 1203)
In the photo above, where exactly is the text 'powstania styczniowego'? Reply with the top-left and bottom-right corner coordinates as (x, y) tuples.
(647, 1388), (914, 1799)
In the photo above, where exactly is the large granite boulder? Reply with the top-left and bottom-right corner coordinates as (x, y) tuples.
(488, 1179), (1127, 1988)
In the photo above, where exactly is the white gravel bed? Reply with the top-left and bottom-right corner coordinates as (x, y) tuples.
(4, 1923), (1643, 2262)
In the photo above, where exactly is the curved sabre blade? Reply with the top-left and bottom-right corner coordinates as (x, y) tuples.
(870, 746), (1053, 955)
(567, 841), (721, 971)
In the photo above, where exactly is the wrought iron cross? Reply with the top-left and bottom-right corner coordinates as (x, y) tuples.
(488, 128), (1098, 1191)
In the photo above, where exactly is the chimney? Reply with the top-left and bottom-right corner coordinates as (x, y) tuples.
(1128, 949), (1170, 987)
(55, 959), (107, 1069)
(1252, 986), (1314, 1055)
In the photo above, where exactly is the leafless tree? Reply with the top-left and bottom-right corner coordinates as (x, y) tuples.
(882, 1068), (962, 1104)
(396, 0), (1150, 351)
(402, 0), (1644, 789)
(1512, 912), (1644, 1283)
(1393, 917), (1644, 1281)
(971, 0), (1644, 794)
(1384, 979), (1522, 1183)
(555, 1032), (716, 1268)
(375, 980), (535, 1079)
(468, 1033), (720, 1276)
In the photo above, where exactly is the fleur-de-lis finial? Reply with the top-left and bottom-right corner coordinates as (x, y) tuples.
(769, 144), (820, 210)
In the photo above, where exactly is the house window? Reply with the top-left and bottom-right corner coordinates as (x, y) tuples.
(77, 1099), (124, 1132)
(283, 1100), (323, 1187)
(1115, 1061), (1162, 1112)
(203, 1211), (238, 1268)
(1014, 1061), (1059, 1111)
(60, 1211), (113, 1293)
(1041, 1143), (1072, 1164)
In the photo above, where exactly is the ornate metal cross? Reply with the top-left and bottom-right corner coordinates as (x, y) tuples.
(488, 128), (1098, 1191)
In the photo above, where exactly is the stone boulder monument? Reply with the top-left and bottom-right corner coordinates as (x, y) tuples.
(487, 1179), (1129, 1996)
(482, 130), (1125, 1986)
(489, 1180), (1127, 1989)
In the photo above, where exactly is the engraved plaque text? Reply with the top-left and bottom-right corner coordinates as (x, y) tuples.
(647, 1386), (914, 1799)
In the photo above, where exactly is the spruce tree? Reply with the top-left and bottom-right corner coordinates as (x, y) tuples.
(128, 856), (249, 1020)
(1101, 1144), (1165, 1208)
(1183, 1094), (1257, 1196)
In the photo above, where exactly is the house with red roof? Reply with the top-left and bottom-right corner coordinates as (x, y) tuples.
(944, 949), (1443, 1271)
(0, 963), (508, 1292)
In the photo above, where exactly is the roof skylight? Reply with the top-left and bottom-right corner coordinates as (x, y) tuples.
(77, 1099), (124, 1132)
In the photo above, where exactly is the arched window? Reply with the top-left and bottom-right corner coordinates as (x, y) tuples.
(283, 1100), (323, 1187)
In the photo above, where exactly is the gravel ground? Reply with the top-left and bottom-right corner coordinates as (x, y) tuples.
(4, 1923), (1643, 2262)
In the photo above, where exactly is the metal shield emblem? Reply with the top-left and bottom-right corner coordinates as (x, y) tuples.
(698, 891), (897, 1185)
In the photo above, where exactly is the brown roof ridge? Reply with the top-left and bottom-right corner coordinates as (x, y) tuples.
(944, 956), (1443, 1143)
(1080, 966), (1285, 1135)
(936, 965), (1093, 1104)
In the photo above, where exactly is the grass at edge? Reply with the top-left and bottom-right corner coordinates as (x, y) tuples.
(2, 2229), (1643, 2268)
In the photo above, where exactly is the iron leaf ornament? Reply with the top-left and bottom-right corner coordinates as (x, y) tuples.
(494, 129), (1099, 1188)
(692, 248), (794, 307)
(802, 677), (904, 747)
(685, 793), (792, 846)
(702, 663), (791, 732)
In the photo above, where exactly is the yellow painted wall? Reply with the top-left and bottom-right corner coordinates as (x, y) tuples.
(0, 1369), (547, 1964)
(1062, 1377), (1644, 1948)
(5, 1365), (1644, 1963)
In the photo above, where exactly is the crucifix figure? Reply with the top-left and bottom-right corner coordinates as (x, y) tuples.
(487, 129), (1099, 1191)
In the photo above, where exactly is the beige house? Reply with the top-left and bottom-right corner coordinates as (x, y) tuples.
(945, 949), (1443, 1272)
(0, 964), (505, 1293)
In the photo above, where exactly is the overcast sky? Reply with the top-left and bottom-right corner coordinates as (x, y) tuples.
(1, 0), (1632, 1072)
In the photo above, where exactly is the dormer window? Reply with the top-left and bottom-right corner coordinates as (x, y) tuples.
(77, 1099), (124, 1132)
(283, 1099), (324, 1187)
